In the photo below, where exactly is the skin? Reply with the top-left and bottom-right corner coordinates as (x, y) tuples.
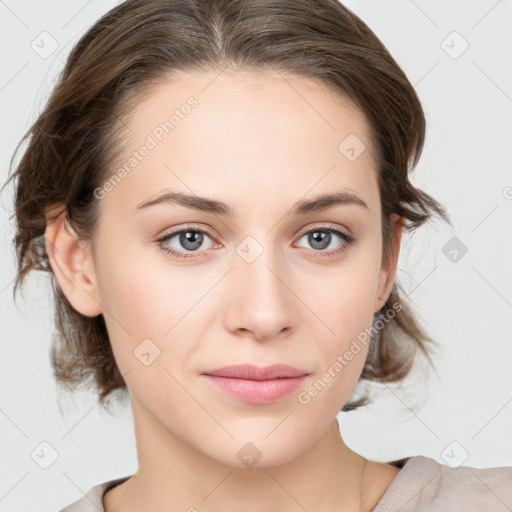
(45, 68), (404, 511)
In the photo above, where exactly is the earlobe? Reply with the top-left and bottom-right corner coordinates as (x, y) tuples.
(44, 206), (102, 317)
(374, 214), (404, 313)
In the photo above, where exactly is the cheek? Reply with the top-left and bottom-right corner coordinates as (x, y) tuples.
(91, 232), (170, 371)
(303, 251), (382, 405)
(94, 226), (180, 331)
(96, 253), (159, 329)
(309, 249), (382, 345)
(93, 235), (216, 377)
(299, 274), (379, 414)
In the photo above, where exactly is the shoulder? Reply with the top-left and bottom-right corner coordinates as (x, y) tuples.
(57, 476), (130, 512)
(372, 455), (512, 512)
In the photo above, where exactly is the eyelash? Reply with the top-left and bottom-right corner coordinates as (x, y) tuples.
(155, 223), (356, 260)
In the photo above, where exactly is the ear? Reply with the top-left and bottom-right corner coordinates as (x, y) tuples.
(44, 205), (103, 317)
(374, 214), (404, 313)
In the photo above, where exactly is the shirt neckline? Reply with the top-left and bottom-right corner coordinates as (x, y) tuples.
(100, 457), (414, 511)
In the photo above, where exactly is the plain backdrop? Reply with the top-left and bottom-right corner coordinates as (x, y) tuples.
(1, 1), (511, 510)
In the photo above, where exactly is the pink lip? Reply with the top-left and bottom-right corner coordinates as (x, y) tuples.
(202, 364), (308, 404)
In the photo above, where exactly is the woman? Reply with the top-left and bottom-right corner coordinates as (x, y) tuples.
(5, 0), (511, 510)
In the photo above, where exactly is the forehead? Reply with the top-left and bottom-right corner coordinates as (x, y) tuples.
(105, 68), (380, 218)
(123, 67), (373, 147)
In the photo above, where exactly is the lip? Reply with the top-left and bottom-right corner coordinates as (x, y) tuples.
(202, 364), (308, 404)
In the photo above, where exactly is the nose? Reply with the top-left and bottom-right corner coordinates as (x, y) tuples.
(224, 243), (298, 342)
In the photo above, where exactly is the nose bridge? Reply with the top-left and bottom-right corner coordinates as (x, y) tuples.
(227, 233), (296, 339)
(237, 234), (288, 305)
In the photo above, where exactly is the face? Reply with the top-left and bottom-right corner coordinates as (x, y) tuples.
(64, 69), (400, 467)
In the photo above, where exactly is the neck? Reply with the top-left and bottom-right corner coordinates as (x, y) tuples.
(105, 397), (375, 512)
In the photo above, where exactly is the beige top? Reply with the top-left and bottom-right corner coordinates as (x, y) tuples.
(59, 455), (512, 511)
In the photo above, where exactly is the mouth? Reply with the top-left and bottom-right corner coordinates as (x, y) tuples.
(201, 364), (309, 404)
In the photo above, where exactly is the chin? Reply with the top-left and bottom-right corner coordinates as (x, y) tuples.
(206, 431), (315, 470)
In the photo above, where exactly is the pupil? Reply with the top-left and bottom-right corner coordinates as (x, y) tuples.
(181, 231), (203, 250)
(310, 230), (330, 250)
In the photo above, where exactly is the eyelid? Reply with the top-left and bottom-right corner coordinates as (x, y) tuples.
(156, 222), (356, 259)
(158, 223), (218, 240)
(156, 222), (353, 243)
(294, 222), (354, 241)
(155, 223), (221, 259)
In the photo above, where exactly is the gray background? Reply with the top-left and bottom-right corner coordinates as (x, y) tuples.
(1, 1), (511, 510)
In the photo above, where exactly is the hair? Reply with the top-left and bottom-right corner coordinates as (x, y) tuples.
(4, 0), (451, 412)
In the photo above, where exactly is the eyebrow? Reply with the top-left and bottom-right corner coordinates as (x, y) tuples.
(136, 190), (369, 215)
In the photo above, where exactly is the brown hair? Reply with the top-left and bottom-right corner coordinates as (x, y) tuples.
(4, 0), (451, 412)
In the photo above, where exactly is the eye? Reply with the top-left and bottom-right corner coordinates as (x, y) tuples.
(292, 224), (356, 259)
(156, 223), (356, 260)
(156, 225), (219, 259)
